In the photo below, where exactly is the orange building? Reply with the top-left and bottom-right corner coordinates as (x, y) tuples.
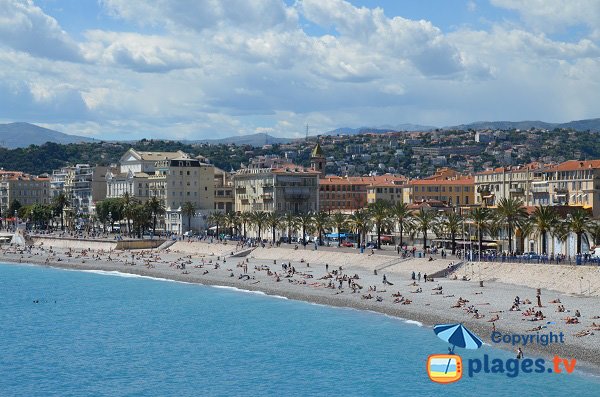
(403, 176), (474, 207)
(320, 175), (406, 212)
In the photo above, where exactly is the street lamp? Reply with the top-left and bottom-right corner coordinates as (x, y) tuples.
(14, 210), (17, 231)
(108, 211), (112, 234)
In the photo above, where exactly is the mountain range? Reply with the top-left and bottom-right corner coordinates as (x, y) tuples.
(0, 122), (96, 149)
(2, 118), (600, 149)
(446, 118), (600, 131)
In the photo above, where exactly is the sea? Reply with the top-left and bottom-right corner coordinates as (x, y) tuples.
(0, 262), (598, 397)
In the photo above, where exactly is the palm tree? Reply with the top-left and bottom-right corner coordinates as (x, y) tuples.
(52, 192), (69, 231)
(440, 211), (462, 255)
(470, 207), (491, 256)
(283, 212), (298, 244)
(146, 196), (165, 235)
(589, 220), (600, 247)
(250, 211), (269, 240)
(330, 212), (348, 247)
(239, 211), (252, 239)
(516, 217), (535, 254)
(208, 211), (226, 237)
(568, 210), (591, 254)
(414, 208), (435, 251)
(225, 211), (240, 237)
(496, 197), (527, 254)
(312, 211), (330, 246)
(181, 201), (196, 233)
(265, 212), (282, 243)
(368, 200), (391, 249)
(121, 192), (136, 237)
(296, 212), (314, 245)
(531, 205), (557, 254)
(348, 209), (371, 248)
(390, 202), (412, 249)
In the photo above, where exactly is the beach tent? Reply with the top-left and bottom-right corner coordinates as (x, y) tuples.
(325, 233), (347, 238)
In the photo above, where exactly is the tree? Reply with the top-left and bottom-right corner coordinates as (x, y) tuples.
(239, 211), (252, 239)
(440, 211), (462, 255)
(414, 208), (435, 250)
(390, 202), (412, 249)
(470, 207), (492, 256)
(283, 212), (298, 244)
(52, 193), (70, 231)
(146, 196), (166, 235)
(214, 211), (228, 237)
(295, 212), (314, 245)
(8, 199), (22, 220)
(348, 209), (371, 248)
(265, 212), (282, 243)
(496, 197), (527, 254)
(182, 202), (196, 233)
(225, 211), (240, 237)
(30, 204), (53, 229)
(531, 205), (557, 254)
(131, 203), (151, 238)
(250, 211), (268, 240)
(516, 217), (535, 254)
(330, 212), (348, 247)
(368, 200), (391, 249)
(589, 220), (600, 246)
(121, 192), (136, 237)
(568, 210), (591, 254)
(312, 211), (330, 246)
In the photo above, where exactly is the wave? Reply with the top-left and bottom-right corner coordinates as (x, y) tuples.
(404, 319), (423, 327)
(211, 285), (288, 300)
(77, 269), (198, 285)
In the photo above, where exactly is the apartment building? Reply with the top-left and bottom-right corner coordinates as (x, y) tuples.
(148, 157), (215, 211)
(474, 163), (543, 207)
(233, 161), (320, 214)
(365, 176), (407, 205)
(536, 160), (600, 217)
(214, 167), (234, 213)
(0, 171), (50, 215)
(403, 176), (474, 206)
(106, 149), (189, 202)
(51, 164), (111, 216)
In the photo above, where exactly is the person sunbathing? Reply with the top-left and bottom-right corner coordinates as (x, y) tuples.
(488, 314), (500, 322)
(550, 298), (561, 304)
(393, 297), (404, 304)
(402, 299), (412, 305)
(392, 291), (402, 297)
(361, 293), (373, 300)
(432, 290), (443, 295)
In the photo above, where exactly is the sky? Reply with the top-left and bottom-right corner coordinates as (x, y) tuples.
(1, 0), (599, 140)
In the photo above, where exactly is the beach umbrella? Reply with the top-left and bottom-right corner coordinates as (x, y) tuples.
(433, 323), (482, 351)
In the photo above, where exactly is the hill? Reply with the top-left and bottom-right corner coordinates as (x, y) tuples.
(0, 122), (97, 148)
(325, 124), (436, 136)
(192, 133), (293, 146)
(447, 118), (600, 132)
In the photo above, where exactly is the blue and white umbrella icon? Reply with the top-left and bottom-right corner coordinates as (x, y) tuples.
(434, 323), (483, 352)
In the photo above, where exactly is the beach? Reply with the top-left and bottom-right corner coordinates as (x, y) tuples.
(2, 238), (600, 373)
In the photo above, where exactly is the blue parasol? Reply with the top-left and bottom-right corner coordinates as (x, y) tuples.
(434, 323), (483, 374)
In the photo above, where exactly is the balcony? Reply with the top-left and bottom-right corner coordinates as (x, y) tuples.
(262, 193), (273, 200)
(509, 187), (524, 194)
(235, 186), (247, 193)
(530, 183), (549, 194)
(283, 187), (311, 201)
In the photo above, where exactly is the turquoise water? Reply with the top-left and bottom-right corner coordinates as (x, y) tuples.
(0, 263), (598, 397)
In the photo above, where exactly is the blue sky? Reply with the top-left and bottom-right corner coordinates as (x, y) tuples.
(0, 0), (599, 140)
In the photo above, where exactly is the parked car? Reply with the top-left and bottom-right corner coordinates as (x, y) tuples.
(341, 241), (354, 247)
(365, 242), (377, 248)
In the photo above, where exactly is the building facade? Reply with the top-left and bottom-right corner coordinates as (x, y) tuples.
(51, 164), (110, 216)
(0, 171), (50, 215)
(214, 167), (234, 213)
(234, 163), (320, 214)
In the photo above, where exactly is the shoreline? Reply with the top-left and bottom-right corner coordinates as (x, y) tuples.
(2, 250), (600, 376)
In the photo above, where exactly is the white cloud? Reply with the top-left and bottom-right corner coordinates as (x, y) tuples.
(490, 0), (600, 33)
(2, 0), (600, 139)
(81, 30), (198, 73)
(0, 0), (82, 61)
